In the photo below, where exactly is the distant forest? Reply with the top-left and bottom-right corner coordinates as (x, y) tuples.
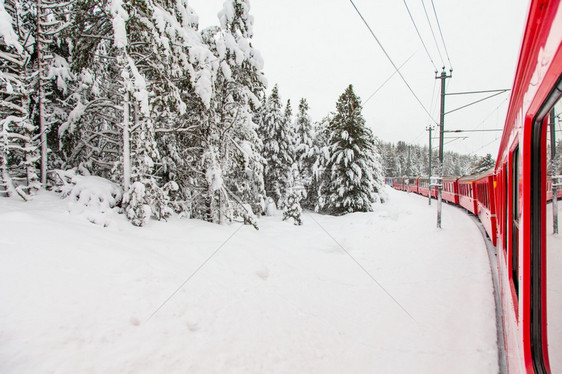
(377, 140), (495, 177)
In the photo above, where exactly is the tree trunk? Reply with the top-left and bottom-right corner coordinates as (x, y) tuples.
(123, 91), (131, 191)
(37, 0), (48, 188)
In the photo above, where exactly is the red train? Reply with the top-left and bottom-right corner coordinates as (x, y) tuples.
(389, 1), (562, 372)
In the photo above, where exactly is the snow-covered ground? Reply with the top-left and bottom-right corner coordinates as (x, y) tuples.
(0, 187), (499, 373)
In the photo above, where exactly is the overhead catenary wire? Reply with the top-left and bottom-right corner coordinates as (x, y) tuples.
(427, 78), (439, 125)
(348, 0), (439, 125)
(430, 0), (453, 70)
(421, 0), (445, 68)
(363, 52), (416, 106)
(401, 0), (438, 71)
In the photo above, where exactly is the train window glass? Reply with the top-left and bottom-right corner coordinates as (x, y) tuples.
(512, 146), (520, 296)
(546, 101), (562, 372)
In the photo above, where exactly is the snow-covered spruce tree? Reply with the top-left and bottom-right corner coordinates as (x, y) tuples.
(282, 190), (303, 226)
(193, 0), (266, 227)
(470, 153), (495, 175)
(62, 0), (200, 225)
(293, 98), (316, 205)
(219, 0), (267, 227)
(0, 0), (40, 199)
(34, 0), (74, 187)
(307, 113), (332, 211)
(319, 84), (383, 215)
(280, 98), (298, 205)
(259, 85), (294, 208)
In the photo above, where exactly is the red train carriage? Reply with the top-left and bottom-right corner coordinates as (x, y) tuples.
(442, 176), (459, 205)
(457, 175), (478, 214)
(392, 177), (405, 191)
(418, 177), (437, 198)
(418, 177), (430, 197)
(546, 176), (562, 201)
(474, 172), (497, 246)
(494, 0), (562, 372)
(407, 177), (419, 194)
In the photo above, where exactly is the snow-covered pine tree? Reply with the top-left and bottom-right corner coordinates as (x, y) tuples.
(470, 153), (495, 175)
(61, 0), (196, 225)
(0, 0), (40, 199)
(180, 0), (267, 227)
(259, 84), (294, 208)
(293, 98), (316, 204)
(217, 0), (266, 225)
(307, 113), (332, 211)
(35, 0), (74, 187)
(319, 84), (383, 214)
(281, 98), (298, 204)
(282, 190), (303, 226)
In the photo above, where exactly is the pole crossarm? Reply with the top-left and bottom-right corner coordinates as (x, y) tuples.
(444, 129), (503, 133)
(445, 88), (510, 96)
(445, 91), (507, 115)
(432, 136), (468, 141)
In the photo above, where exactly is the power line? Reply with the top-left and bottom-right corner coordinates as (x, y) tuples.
(363, 52), (415, 106)
(430, 0), (453, 69)
(147, 223), (244, 321)
(402, 0), (438, 71)
(348, 0), (438, 125)
(421, 0), (445, 68)
(445, 90), (508, 115)
(427, 78), (439, 125)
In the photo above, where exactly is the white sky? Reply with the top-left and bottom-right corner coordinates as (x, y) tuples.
(189, 0), (529, 157)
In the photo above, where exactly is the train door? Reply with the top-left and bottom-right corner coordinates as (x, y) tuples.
(530, 79), (562, 373)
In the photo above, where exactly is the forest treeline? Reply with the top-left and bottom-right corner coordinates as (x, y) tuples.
(1, 0), (390, 227)
(1, 0), (504, 229)
(378, 140), (496, 178)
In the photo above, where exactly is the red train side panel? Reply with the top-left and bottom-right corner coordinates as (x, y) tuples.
(475, 173), (498, 246)
(457, 175), (478, 215)
(442, 176), (459, 205)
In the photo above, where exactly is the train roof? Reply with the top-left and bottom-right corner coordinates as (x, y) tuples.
(496, 0), (562, 169)
(457, 168), (495, 182)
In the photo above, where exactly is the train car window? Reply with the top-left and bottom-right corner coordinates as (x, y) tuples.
(512, 146), (520, 296)
(531, 79), (562, 373)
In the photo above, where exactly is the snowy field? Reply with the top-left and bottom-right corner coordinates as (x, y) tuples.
(0, 187), (498, 373)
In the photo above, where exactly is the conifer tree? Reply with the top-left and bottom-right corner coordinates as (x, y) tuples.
(192, 0), (266, 226)
(293, 98), (316, 203)
(61, 0), (205, 225)
(319, 84), (383, 214)
(0, 0), (40, 199)
(470, 153), (495, 174)
(260, 85), (293, 207)
(308, 113), (332, 211)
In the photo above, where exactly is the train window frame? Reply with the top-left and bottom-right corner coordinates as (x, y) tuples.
(529, 75), (562, 374)
(511, 146), (520, 298)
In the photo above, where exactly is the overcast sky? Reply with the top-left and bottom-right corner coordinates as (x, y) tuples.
(189, 0), (529, 157)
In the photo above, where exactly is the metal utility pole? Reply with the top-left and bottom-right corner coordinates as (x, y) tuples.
(427, 125), (434, 205)
(436, 68), (452, 228)
(551, 110), (558, 234)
